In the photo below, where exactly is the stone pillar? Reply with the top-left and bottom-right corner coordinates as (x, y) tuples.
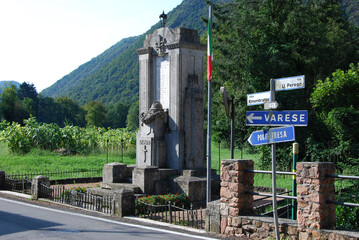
(113, 188), (135, 217)
(205, 200), (221, 234)
(31, 175), (50, 200)
(296, 162), (336, 233)
(0, 171), (5, 190)
(220, 160), (254, 234)
(103, 162), (127, 183)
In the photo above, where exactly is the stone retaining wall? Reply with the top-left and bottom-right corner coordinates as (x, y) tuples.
(209, 160), (359, 240)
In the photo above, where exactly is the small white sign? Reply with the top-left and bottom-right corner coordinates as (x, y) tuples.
(275, 75), (305, 91)
(247, 91), (271, 106)
(264, 101), (279, 110)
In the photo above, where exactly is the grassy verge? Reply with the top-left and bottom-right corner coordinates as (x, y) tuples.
(0, 143), (136, 174)
(0, 140), (295, 189)
(0, 141), (309, 191)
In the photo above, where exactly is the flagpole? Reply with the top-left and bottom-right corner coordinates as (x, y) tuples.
(206, 3), (213, 206)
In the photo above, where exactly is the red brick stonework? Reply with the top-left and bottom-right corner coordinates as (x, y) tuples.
(220, 160), (254, 234)
(216, 161), (358, 239)
(296, 162), (336, 231)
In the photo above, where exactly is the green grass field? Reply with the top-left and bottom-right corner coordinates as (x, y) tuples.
(0, 143), (136, 173)
(0, 141), (295, 189)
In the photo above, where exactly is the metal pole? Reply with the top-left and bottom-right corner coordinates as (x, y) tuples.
(206, 4), (213, 205)
(270, 78), (280, 240)
(106, 139), (109, 164)
(218, 140), (221, 174)
(207, 79), (212, 205)
(292, 142), (298, 220)
(121, 139), (124, 163)
(230, 98), (235, 159)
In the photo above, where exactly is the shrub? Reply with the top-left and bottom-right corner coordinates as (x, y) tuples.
(135, 193), (190, 215)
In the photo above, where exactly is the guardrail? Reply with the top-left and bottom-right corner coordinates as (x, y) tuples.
(5, 169), (102, 181)
(136, 200), (204, 229)
(245, 169), (359, 220)
(39, 183), (113, 214)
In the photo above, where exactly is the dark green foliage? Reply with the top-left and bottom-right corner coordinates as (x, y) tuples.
(310, 63), (359, 170)
(336, 188), (359, 230)
(209, 0), (359, 165)
(0, 84), (26, 123)
(55, 97), (86, 127)
(126, 100), (139, 131)
(17, 82), (38, 101)
(105, 102), (129, 129)
(37, 94), (60, 124)
(84, 101), (107, 127)
(18, 82), (39, 118)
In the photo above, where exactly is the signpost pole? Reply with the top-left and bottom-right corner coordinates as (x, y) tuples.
(230, 98), (235, 159)
(270, 78), (280, 240)
(292, 142), (298, 220)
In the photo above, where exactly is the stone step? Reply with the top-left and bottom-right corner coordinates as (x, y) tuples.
(100, 182), (142, 194)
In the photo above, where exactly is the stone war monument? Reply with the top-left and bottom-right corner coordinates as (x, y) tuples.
(90, 25), (219, 206)
(133, 26), (219, 204)
(136, 27), (206, 171)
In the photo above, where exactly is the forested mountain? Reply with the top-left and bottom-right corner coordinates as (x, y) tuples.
(0, 81), (20, 90)
(41, 0), (210, 105)
(41, 0), (358, 106)
(41, 36), (139, 102)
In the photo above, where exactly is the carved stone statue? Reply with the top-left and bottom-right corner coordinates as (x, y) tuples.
(140, 101), (167, 125)
(136, 101), (168, 168)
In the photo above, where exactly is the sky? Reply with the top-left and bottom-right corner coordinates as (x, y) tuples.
(0, 0), (183, 92)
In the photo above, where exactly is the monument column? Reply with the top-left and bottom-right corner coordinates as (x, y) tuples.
(137, 27), (206, 172)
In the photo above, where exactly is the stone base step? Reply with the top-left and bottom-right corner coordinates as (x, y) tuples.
(100, 182), (142, 194)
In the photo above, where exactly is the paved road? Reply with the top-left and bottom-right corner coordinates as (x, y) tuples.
(0, 197), (217, 240)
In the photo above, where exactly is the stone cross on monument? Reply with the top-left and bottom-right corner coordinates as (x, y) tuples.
(136, 26), (206, 172)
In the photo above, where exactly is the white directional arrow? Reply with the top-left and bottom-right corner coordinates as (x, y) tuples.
(247, 113), (262, 124)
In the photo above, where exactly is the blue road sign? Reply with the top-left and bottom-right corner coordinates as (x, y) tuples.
(248, 126), (295, 146)
(246, 110), (308, 126)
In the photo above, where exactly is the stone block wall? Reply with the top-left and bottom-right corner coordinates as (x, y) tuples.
(220, 160), (254, 234)
(215, 160), (359, 240)
(296, 162), (336, 232)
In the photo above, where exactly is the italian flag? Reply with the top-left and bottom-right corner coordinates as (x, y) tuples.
(207, 5), (212, 82)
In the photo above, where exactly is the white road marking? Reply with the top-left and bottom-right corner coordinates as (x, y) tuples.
(0, 197), (218, 240)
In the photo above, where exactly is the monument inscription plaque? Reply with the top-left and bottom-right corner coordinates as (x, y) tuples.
(155, 55), (170, 109)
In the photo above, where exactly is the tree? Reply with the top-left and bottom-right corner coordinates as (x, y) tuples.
(126, 101), (139, 131)
(105, 102), (130, 128)
(311, 63), (359, 162)
(84, 101), (107, 127)
(210, 0), (359, 147)
(55, 97), (85, 127)
(37, 95), (60, 124)
(17, 82), (38, 101)
(22, 97), (35, 117)
(17, 82), (39, 116)
(0, 84), (23, 122)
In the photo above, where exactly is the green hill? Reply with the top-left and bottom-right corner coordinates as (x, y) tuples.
(41, 0), (209, 105)
(41, 0), (358, 105)
(0, 81), (20, 92)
